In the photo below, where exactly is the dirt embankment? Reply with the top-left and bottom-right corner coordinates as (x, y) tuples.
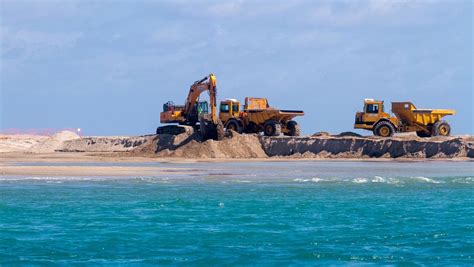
(1, 130), (473, 159)
(261, 135), (474, 159)
(60, 135), (153, 152)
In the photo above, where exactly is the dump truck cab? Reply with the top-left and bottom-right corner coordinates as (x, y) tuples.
(219, 99), (241, 132)
(354, 99), (399, 137)
(355, 99), (398, 128)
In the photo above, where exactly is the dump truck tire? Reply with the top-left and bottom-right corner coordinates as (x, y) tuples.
(264, 120), (281, 136)
(287, 121), (301, 136)
(374, 121), (395, 137)
(432, 120), (451, 136)
(226, 120), (243, 134)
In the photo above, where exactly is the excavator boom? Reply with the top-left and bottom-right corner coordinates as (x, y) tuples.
(183, 74), (217, 124)
(158, 73), (223, 140)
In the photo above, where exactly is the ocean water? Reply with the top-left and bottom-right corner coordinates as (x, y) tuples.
(1, 161), (473, 265)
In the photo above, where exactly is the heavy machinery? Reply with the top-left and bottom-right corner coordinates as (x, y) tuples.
(158, 74), (224, 140)
(219, 97), (304, 136)
(354, 99), (455, 137)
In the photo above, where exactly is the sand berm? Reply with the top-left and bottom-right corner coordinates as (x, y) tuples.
(2, 128), (472, 159)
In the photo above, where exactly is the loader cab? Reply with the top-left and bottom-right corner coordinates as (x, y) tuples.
(219, 99), (240, 124)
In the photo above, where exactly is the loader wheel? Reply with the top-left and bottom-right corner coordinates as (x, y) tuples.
(226, 120), (243, 134)
(432, 120), (451, 136)
(374, 121), (395, 137)
(264, 120), (282, 136)
(286, 121), (301, 136)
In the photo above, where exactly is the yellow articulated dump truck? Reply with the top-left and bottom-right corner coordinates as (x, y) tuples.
(219, 97), (304, 136)
(354, 99), (455, 137)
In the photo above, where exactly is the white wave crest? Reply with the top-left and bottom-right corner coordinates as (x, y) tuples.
(412, 176), (443, 184)
(353, 178), (368, 184)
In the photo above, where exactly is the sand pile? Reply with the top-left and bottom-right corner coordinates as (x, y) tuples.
(60, 135), (153, 152)
(156, 133), (267, 158)
(28, 131), (80, 153)
(134, 130), (267, 159)
(0, 134), (49, 152)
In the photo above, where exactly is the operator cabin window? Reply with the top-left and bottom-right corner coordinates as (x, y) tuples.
(232, 104), (239, 112)
(220, 104), (230, 113)
(366, 104), (379, 114)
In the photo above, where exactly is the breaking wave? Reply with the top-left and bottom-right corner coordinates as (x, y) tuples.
(292, 176), (473, 185)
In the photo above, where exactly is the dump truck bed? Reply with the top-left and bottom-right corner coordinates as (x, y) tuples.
(392, 102), (455, 126)
(245, 108), (304, 125)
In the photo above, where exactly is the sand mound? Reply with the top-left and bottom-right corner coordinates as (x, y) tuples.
(28, 131), (80, 153)
(334, 131), (363, 137)
(0, 134), (49, 152)
(129, 129), (267, 159)
(60, 135), (153, 152)
(312, 132), (331, 137)
(152, 132), (267, 158)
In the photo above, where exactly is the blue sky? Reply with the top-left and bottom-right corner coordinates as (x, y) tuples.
(1, 0), (472, 135)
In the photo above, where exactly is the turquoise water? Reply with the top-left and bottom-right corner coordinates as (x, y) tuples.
(1, 161), (473, 265)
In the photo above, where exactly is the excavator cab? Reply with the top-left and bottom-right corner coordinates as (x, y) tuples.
(186, 101), (210, 125)
(196, 101), (209, 115)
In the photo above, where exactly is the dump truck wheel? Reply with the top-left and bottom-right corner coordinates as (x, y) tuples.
(264, 120), (281, 136)
(226, 120), (242, 134)
(374, 121), (395, 137)
(432, 120), (451, 136)
(287, 121), (301, 136)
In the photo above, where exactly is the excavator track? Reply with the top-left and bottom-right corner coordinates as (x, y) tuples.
(156, 125), (188, 135)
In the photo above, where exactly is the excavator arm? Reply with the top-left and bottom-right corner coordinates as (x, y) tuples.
(183, 73), (218, 124)
(158, 73), (223, 140)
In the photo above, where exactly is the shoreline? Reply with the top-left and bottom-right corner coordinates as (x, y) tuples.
(1, 152), (472, 177)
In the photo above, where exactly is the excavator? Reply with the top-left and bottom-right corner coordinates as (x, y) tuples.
(157, 74), (224, 140)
